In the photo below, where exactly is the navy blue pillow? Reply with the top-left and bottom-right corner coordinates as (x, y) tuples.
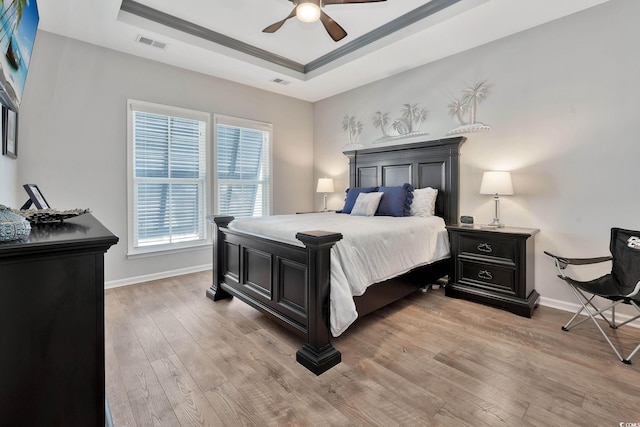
(339, 187), (378, 214)
(376, 183), (414, 217)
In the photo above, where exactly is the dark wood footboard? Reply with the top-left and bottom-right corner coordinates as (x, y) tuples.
(207, 216), (343, 375)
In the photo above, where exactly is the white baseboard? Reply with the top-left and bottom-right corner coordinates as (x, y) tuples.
(539, 296), (640, 329)
(105, 264), (212, 289)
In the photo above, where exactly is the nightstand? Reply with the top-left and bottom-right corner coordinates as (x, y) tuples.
(446, 225), (540, 317)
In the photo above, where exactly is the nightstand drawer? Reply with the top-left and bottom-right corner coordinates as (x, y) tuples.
(459, 234), (516, 262)
(459, 259), (516, 295)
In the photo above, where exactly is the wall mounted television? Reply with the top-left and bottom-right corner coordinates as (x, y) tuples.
(0, 0), (39, 112)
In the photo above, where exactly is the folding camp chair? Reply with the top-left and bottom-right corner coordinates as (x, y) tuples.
(545, 227), (640, 364)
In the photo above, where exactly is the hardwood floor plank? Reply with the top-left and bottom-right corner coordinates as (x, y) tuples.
(171, 340), (230, 394)
(151, 355), (225, 426)
(105, 339), (129, 408)
(165, 292), (218, 340)
(243, 329), (354, 426)
(105, 272), (640, 427)
(122, 361), (180, 427)
(365, 347), (530, 423)
(203, 382), (270, 426)
(108, 400), (138, 427)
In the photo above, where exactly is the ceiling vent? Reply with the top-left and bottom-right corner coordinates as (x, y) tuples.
(135, 34), (167, 50)
(270, 78), (291, 86)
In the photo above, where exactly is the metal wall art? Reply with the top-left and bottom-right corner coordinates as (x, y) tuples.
(446, 80), (491, 136)
(372, 103), (429, 143)
(341, 115), (365, 150)
(341, 79), (492, 150)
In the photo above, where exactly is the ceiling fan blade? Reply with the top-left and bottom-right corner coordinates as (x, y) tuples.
(262, 7), (297, 33)
(324, 0), (387, 4)
(319, 10), (347, 41)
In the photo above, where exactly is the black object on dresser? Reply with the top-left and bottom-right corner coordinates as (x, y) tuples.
(0, 214), (118, 426)
(446, 225), (540, 317)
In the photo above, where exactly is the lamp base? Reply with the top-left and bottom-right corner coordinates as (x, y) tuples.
(484, 195), (505, 228)
(481, 223), (505, 229)
(482, 217), (505, 228)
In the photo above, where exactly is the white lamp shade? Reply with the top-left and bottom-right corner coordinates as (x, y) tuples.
(316, 178), (334, 193)
(479, 171), (514, 195)
(296, 2), (321, 22)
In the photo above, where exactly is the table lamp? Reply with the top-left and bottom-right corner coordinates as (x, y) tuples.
(479, 171), (513, 228)
(316, 178), (334, 212)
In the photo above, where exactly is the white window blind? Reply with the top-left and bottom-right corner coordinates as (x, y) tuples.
(215, 116), (272, 217)
(128, 100), (209, 255)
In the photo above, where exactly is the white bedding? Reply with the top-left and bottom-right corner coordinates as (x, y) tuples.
(228, 213), (450, 336)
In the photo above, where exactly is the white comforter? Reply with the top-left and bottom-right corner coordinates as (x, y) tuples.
(228, 213), (450, 336)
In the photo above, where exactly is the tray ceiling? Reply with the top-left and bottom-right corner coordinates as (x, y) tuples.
(37, 0), (611, 102)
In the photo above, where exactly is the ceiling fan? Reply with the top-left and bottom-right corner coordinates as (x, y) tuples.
(263, 0), (387, 42)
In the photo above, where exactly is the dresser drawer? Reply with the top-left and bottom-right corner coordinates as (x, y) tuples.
(459, 259), (516, 296)
(459, 234), (516, 262)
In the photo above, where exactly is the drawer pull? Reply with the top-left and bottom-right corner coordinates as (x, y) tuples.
(478, 270), (493, 280)
(477, 243), (493, 253)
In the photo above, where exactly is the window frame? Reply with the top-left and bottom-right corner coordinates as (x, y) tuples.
(213, 114), (273, 217)
(127, 99), (212, 257)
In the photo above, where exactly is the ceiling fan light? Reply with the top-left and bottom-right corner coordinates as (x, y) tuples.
(296, 3), (321, 23)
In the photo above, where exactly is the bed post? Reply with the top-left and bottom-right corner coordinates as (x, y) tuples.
(295, 230), (343, 375)
(206, 216), (234, 301)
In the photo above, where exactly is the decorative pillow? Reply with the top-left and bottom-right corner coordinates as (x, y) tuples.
(411, 187), (438, 217)
(350, 192), (384, 216)
(375, 183), (414, 217)
(339, 186), (378, 214)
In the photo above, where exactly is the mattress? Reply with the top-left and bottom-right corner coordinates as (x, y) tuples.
(228, 213), (450, 336)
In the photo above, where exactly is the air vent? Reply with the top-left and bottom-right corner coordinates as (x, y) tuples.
(135, 34), (167, 50)
(270, 78), (291, 86)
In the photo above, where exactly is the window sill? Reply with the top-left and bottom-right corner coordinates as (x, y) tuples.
(127, 241), (212, 260)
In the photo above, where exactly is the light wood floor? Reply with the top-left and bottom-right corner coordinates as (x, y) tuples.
(105, 271), (640, 426)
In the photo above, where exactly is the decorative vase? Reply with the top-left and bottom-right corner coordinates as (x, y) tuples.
(0, 205), (31, 242)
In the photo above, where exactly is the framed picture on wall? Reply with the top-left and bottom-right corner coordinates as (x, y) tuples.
(1, 106), (17, 159)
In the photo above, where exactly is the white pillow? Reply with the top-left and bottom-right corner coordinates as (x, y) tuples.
(350, 192), (384, 216)
(411, 187), (438, 217)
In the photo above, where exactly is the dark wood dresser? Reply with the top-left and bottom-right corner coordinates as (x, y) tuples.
(0, 214), (118, 426)
(446, 224), (539, 317)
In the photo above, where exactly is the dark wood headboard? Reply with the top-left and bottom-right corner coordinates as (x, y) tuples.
(343, 137), (465, 225)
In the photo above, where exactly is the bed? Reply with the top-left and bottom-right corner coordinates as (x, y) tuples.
(207, 136), (465, 374)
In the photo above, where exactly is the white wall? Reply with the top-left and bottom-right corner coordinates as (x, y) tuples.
(0, 155), (17, 207)
(313, 0), (640, 312)
(17, 31), (314, 284)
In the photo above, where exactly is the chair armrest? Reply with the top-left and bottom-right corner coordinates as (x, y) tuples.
(544, 251), (612, 268)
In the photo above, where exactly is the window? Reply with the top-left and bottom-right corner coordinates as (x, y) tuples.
(127, 100), (210, 255)
(214, 115), (272, 217)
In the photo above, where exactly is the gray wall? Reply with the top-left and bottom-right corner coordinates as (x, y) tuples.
(313, 0), (640, 313)
(14, 31), (314, 285)
(0, 152), (17, 207)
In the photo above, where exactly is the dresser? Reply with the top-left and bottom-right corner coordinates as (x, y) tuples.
(446, 225), (539, 317)
(0, 214), (118, 426)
